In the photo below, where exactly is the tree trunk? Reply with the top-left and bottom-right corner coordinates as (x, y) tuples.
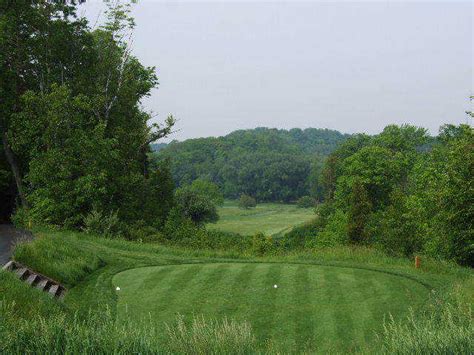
(1, 131), (28, 208)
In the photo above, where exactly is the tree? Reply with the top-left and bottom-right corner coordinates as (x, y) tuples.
(347, 179), (372, 244)
(174, 187), (219, 225)
(0, 1), (176, 227)
(189, 180), (224, 206)
(239, 194), (257, 209)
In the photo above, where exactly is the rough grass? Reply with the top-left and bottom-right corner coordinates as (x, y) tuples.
(113, 262), (429, 353)
(2, 228), (472, 354)
(208, 201), (315, 236)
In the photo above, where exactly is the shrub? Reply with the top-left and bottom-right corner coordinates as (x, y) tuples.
(238, 194), (256, 209)
(316, 210), (349, 247)
(296, 196), (316, 208)
(175, 188), (219, 224)
(251, 232), (274, 256)
(83, 209), (123, 238)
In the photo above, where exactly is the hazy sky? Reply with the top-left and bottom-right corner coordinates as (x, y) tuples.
(80, 1), (473, 141)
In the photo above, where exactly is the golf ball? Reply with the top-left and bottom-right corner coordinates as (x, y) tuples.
(274, 284), (278, 288)
(116, 286), (121, 291)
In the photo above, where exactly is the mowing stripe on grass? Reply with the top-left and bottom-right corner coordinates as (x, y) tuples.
(323, 267), (356, 351)
(218, 263), (257, 316)
(292, 264), (315, 353)
(113, 262), (430, 353)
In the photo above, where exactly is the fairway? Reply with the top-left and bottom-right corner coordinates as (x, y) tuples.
(113, 263), (429, 353)
(208, 201), (315, 236)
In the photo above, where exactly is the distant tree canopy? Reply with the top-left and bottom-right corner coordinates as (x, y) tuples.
(156, 128), (350, 202)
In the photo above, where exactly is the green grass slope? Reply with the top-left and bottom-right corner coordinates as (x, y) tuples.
(208, 201), (315, 236)
(113, 262), (429, 353)
(1, 228), (472, 353)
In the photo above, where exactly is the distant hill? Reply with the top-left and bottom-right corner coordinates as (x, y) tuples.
(155, 127), (350, 202)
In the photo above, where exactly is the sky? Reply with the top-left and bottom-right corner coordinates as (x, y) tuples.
(80, 0), (473, 141)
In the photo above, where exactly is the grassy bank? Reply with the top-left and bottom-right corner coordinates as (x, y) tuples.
(1, 228), (472, 353)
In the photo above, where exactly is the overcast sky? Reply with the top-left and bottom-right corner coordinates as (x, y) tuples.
(80, 1), (473, 141)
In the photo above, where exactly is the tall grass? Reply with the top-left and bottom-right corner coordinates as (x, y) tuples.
(379, 287), (473, 354)
(1, 301), (256, 355)
(164, 315), (256, 354)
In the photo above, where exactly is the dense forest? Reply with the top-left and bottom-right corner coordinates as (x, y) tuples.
(285, 123), (473, 266)
(155, 128), (350, 202)
(0, 1), (174, 229)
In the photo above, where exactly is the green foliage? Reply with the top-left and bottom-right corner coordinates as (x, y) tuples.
(347, 179), (372, 244)
(296, 195), (316, 208)
(83, 209), (122, 239)
(251, 232), (274, 256)
(0, 2), (175, 229)
(174, 187), (219, 225)
(238, 194), (257, 209)
(188, 179), (224, 206)
(157, 128), (349, 202)
(317, 210), (349, 247)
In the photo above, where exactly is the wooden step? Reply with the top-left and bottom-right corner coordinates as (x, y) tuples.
(2, 260), (15, 271)
(3, 260), (66, 300)
(48, 284), (60, 298)
(26, 273), (39, 286)
(15, 267), (29, 280)
(36, 279), (50, 291)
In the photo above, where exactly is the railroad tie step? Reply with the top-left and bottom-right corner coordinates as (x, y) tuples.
(48, 284), (60, 298)
(2, 261), (15, 271)
(36, 279), (50, 292)
(15, 267), (29, 280)
(3, 260), (67, 300)
(26, 273), (39, 286)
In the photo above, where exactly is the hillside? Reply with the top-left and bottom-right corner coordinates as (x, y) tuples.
(155, 127), (350, 202)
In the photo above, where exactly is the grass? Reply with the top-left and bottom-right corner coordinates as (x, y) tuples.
(1, 228), (472, 353)
(208, 200), (315, 236)
(113, 262), (429, 353)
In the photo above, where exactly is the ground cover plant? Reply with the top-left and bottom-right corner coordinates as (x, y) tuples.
(207, 201), (315, 236)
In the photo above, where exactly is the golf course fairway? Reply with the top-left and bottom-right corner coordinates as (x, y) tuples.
(113, 262), (430, 353)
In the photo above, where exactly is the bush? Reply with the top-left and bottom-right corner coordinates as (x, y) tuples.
(296, 196), (316, 208)
(83, 209), (123, 238)
(238, 194), (256, 209)
(175, 188), (219, 224)
(251, 232), (274, 256)
(316, 210), (349, 247)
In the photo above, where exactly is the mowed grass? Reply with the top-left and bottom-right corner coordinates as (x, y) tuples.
(113, 262), (430, 353)
(208, 201), (315, 236)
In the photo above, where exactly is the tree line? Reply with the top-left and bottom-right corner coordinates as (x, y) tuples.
(155, 127), (350, 202)
(285, 123), (473, 266)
